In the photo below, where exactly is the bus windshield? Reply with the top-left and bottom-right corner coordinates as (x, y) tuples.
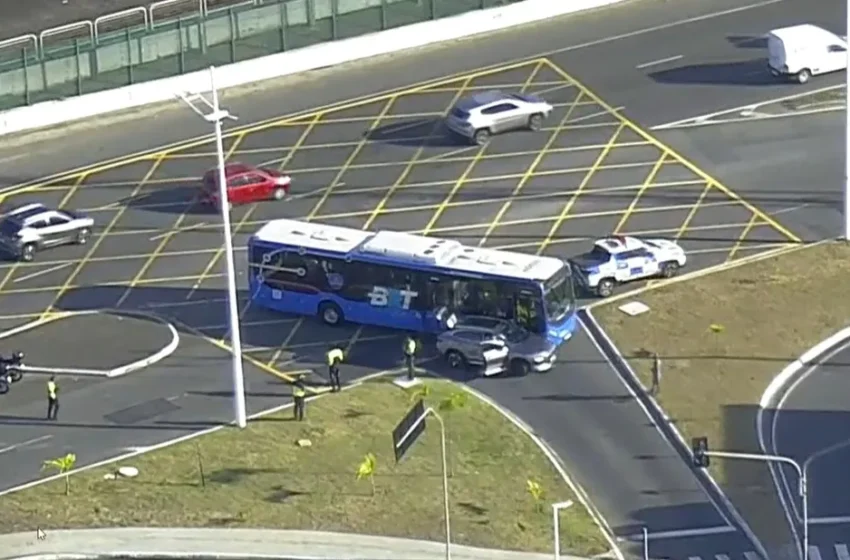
(543, 264), (574, 321)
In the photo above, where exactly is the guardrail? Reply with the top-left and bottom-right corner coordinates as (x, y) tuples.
(0, 0), (620, 137)
(0, 0), (513, 112)
(0, 0), (226, 59)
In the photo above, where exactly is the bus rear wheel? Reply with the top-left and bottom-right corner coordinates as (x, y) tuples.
(318, 302), (344, 326)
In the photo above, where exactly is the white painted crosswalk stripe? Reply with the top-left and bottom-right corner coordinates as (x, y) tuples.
(715, 554), (730, 560)
(688, 556), (701, 560)
(836, 544), (850, 560)
(808, 546), (823, 560)
(744, 552), (761, 560)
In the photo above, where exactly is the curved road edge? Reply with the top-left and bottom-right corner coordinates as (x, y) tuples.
(758, 325), (850, 555)
(0, 527), (582, 560)
(579, 307), (768, 558)
(2, 310), (180, 378)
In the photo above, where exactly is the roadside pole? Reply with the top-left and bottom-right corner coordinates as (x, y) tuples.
(177, 66), (248, 429)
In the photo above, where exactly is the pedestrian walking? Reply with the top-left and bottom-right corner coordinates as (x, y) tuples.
(292, 379), (306, 421)
(46, 376), (59, 420)
(326, 345), (344, 392)
(403, 334), (417, 381)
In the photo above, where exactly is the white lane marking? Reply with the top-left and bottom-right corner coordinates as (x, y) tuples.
(0, 435), (53, 455)
(149, 222), (208, 241)
(744, 552), (761, 560)
(808, 546), (823, 560)
(13, 262), (72, 284)
(636, 55), (683, 69)
(653, 84), (843, 129)
(625, 526), (736, 540)
(688, 556), (701, 560)
(549, 0), (783, 56)
(810, 515), (850, 525)
(835, 543), (850, 560)
(715, 554), (730, 560)
(772, 339), (850, 524)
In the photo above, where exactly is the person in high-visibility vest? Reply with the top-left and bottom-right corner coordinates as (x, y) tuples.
(292, 379), (307, 421)
(403, 334), (417, 381)
(516, 300), (530, 328)
(326, 345), (344, 392)
(46, 376), (59, 420)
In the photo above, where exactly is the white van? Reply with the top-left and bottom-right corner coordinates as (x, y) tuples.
(767, 24), (847, 84)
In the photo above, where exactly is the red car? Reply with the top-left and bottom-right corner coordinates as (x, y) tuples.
(202, 163), (291, 209)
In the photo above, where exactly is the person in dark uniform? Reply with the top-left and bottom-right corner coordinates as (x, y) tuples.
(403, 334), (417, 381)
(326, 345), (344, 392)
(292, 378), (307, 421)
(46, 376), (59, 420)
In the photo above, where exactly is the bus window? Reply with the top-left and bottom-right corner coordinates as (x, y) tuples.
(515, 291), (545, 334)
(454, 279), (509, 318)
(428, 275), (455, 311)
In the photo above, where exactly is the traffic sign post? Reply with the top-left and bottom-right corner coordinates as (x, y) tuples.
(392, 399), (451, 560)
(691, 437), (808, 560)
(551, 500), (574, 560)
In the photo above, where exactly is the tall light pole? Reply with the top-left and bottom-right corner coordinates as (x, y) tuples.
(692, 439), (808, 560)
(177, 66), (247, 428)
(845, 15), (850, 240)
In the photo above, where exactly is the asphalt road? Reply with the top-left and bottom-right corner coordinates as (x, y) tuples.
(770, 340), (850, 558)
(0, 0), (843, 558)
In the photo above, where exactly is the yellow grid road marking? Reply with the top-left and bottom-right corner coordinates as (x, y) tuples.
(0, 201), (755, 298)
(675, 181), (712, 241)
(363, 77), (474, 230)
(537, 122), (626, 255)
(423, 61), (545, 234)
(478, 90), (583, 247)
(37, 154), (165, 321)
(542, 58), (801, 244)
(612, 153), (668, 234)
(726, 214), (761, 262)
(265, 97), (399, 368)
(0, 179), (708, 275)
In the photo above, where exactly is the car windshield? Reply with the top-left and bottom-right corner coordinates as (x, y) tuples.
(500, 322), (528, 343)
(451, 108), (469, 119)
(586, 245), (611, 262)
(543, 265), (574, 321)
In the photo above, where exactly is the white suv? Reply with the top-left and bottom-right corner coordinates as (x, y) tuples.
(445, 91), (553, 145)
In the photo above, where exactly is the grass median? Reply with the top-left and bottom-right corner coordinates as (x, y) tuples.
(5, 378), (609, 556)
(592, 241), (850, 550)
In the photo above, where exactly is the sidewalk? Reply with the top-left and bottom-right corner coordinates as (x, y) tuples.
(1, 528), (587, 560)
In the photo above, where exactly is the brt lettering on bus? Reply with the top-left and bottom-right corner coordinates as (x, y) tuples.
(367, 286), (419, 310)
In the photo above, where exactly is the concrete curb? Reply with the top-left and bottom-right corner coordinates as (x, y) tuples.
(0, 528), (577, 560)
(1, 309), (179, 378)
(578, 308), (768, 559)
(462, 385), (623, 560)
(756, 325), (850, 556)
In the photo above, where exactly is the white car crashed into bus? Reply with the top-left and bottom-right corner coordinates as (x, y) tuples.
(570, 236), (686, 297)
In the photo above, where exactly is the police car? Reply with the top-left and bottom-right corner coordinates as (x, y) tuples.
(570, 236), (687, 297)
(0, 203), (95, 262)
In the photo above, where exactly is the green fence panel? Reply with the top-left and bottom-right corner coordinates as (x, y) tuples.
(0, 0), (506, 112)
(336, 0), (384, 40)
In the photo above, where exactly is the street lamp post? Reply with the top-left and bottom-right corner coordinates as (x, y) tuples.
(699, 448), (808, 560)
(177, 66), (247, 429)
(845, 6), (850, 241)
(552, 500), (574, 560)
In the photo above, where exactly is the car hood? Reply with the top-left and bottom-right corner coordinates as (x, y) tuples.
(570, 253), (607, 271)
(508, 335), (555, 358)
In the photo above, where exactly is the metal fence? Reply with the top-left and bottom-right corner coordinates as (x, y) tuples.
(0, 0), (519, 112)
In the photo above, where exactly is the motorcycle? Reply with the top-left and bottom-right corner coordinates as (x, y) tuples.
(0, 353), (25, 394)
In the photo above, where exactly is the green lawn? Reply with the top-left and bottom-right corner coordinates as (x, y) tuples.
(592, 241), (850, 550)
(5, 378), (609, 556)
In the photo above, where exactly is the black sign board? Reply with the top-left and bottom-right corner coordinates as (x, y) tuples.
(392, 398), (426, 463)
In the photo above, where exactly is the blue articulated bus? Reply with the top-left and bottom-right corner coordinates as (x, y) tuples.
(247, 219), (578, 345)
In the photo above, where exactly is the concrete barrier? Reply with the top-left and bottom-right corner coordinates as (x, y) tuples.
(0, 0), (622, 137)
